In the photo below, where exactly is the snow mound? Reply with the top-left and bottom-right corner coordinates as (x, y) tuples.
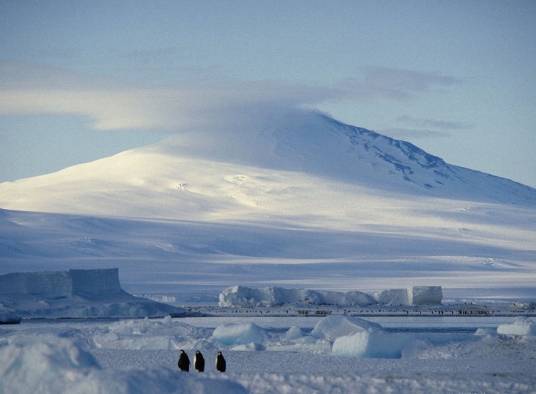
(474, 327), (497, 336)
(497, 318), (536, 336)
(0, 336), (247, 394)
(332, 330), (415, 358)
(409, 286), (443, 305)
(92, 316), (209, 350)
(219, 285), (376, 307)
(310, 315), (415, 358)
(374, 288), (410, 305)
(283, 326), (304, 341)
(212, 322), (267, 346)
(311, 316), (382, 341)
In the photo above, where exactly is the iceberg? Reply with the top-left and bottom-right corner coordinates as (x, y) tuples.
(311, 316), (382, 341)
(218, 286), (376, 307)
(211, 322), (267, 346)
(374, 289), (410, 305)
(408, 286), (443, 305)
(332, 330), (414, 358)
(0, 269), (185, 318)
(219, 285), (442, 307)
(497, 318), (536, 336)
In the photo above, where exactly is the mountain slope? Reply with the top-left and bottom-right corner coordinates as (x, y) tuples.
(0, 112), (535, 223)
(1, 112), (535, 297)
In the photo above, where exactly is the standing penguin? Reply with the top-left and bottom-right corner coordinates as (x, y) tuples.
(177, 350), (190, 372)
(215, 351), (226, 372)
(194, 350), (205, 372)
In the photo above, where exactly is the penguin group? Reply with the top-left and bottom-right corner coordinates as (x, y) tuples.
(177, 350), (226, 373)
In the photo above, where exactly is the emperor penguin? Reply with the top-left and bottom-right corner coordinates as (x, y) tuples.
(215, 351), (226, 372)
(177, 350), (190, 372)
(194, 350), (205, 372)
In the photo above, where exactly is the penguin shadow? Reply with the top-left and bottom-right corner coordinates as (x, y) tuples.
(177, 350), (226, 373)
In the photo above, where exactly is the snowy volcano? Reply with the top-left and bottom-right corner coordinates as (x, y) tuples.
(0, 112), (535, 298)
(1, 112), (534, 219)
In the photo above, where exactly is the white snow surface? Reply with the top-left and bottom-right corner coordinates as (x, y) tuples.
(0, 335), (246, 394)
(212, 323), (268, 346)
(1, 315), (535, 393)
(497, 318), (536, 336)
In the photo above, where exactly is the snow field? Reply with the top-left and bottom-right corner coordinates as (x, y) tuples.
(0, 335), (246, 394)
(2, 315), (536, 393)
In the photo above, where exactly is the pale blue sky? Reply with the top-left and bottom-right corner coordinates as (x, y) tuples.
(1, 0), (535, 186)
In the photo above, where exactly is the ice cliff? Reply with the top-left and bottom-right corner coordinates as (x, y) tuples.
(218, 285), (443, 307)
(0, 268), (185, 319)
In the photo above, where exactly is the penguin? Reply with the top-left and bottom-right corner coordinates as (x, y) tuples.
(194, 350), (205, 372)
(177, 350), (190, 372)
(215, 351), (226, 372)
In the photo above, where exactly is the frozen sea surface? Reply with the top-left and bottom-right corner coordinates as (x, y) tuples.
(2, 315), (536, 393)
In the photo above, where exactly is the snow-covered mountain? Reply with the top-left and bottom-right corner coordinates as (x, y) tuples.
(1, 113), (535, 219)
(1, 112), (535, 298)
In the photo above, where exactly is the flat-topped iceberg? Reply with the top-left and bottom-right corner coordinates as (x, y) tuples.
(0, 269), (185, 319)
(409, 286), (443, 305)
(219, 285), (443, 307)
(219, 286), (376, 307)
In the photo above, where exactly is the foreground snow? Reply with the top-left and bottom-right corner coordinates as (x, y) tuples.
(0, 336), (246, 394)
(1, 315), (535, 393)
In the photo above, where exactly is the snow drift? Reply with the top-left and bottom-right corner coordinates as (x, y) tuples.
(311, 316), (382, 341)
(0, 336), (246, 394)
(0, 269), (185, 318)
(211, 322), (267, 346)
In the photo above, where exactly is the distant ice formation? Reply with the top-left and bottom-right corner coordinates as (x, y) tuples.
(409, 286), (443, 305)
(0, 269), (185, 319)
(218, 285), (443, 307)
(497, 317), (536, 336)
(218, 285), (376, 307)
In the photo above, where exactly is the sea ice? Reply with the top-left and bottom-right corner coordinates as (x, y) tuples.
(497, 317), (536, 336)
(332, 330), (414, 358)
(211, 322), (267, 346)
(310, 316), (382, 341)
(283, 326), (304, 341)
(0, 335), (246, 394)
